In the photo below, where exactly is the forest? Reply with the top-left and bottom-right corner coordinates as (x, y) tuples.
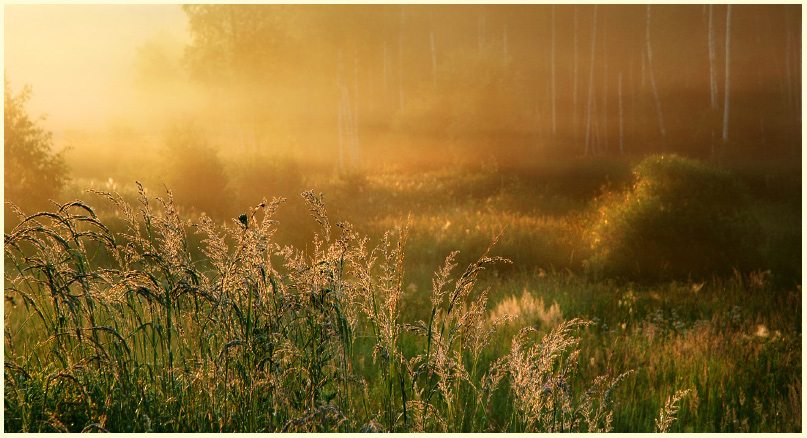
(3, 4), (802, 433)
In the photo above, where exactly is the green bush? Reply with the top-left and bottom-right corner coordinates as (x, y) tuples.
(588, 155), (762, 279)
(4, 78), (69, 212)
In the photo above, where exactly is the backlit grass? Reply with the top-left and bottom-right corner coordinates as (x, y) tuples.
(4, 157), (801, 432)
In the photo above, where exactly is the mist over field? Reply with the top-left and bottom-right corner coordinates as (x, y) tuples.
(6, 5), (801, 186)
(3, 4), (802, 433)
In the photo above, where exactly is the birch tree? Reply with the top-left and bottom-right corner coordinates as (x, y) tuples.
(572, 6), (580, 145)
(430, 10), (437, 85)
(550, 5), (557, 139)
(708, 4), (719, 157)
(722, 5), (732, 142)
(584, 5), (598, 156)
(600, 9), (608, 154)
(646, 5), (667, 152)
(618, 72), (624, 155)
(708, 5), (718, 111)
(398, 5), (406, 112)
(337, 50), (360, 173)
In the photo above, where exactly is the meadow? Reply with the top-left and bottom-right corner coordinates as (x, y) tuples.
(4, 155), (801, 432)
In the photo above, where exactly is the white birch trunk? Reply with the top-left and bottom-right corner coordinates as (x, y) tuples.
(383, 41), (389, 94)
(337, 49), (360, 173)
(352, 49), (360, 168)
(550, 5), (556, 138)
(641, 44), (647, 88)
(708, 5), (718, 158)
(708, 5), (718, 110)
(722, 4), (732, 142)
(398, 6), (405, 112)
(503, 25), (508, 61)
(337, 51), (346, 173)
(572, 6), (579, 143)
(601, 11), (608, 154)
(584, 5), (598, 156)
(784, 12), (795, 111)
(478, 10), (486, 55)
(646, 5), (667, 152)
(618, 72), (624, 155)
(430, 10), (437, 86)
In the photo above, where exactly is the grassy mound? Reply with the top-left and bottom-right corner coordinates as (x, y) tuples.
(588, 155), (762, 279)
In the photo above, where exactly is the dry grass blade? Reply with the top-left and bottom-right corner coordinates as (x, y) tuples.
(656, 389), (691, 433)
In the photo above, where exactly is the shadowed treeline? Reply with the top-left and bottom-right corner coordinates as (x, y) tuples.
(173, 4), (800, 166)
(4, 5), (800, 216)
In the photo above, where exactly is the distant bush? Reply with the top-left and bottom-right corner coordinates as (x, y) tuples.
(160, 119), (230, 216)
(226, 151), (304, 207)
(588, 155), (762, 279)
(4, 78), (69, 212)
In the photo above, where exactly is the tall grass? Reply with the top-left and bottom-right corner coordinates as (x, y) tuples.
(9, 157), (801, 433)
(4, 183), (698, 432)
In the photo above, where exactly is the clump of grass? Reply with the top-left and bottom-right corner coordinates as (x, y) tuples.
(487, 288), (563, 330)
(5, 184), (689, 432)
(656, 389), (691, 432)
(504, 319), (632, 432)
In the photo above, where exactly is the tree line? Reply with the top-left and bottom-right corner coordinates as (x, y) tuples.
(174, 4), (800, 168)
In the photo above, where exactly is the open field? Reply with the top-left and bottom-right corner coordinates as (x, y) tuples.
(4, 157), (801, 432)
(5, 4), (801, 433)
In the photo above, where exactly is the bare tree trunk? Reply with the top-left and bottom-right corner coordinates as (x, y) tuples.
(784, 10), (796, 113)
(352, 48), (360, 168)
(722, 4), (732, 143)
(398, 6), (405, 113)
(708, 5), (718, 110)
(383, 41), (388, 94)
(641, 41), (647, 88)
(646, 5), (667, 152)
(550, 5), (557, 139)
(503, 25), (509, 61)
(478, 9), (486, 55)
(584, 5), (598, 156)
(601, 9), (608, 154)
(572, 6), (579, 145)
(795, 15), (802, 120)
(618, 71), (624, 155)
(629, 59), (636, 149)
(337, 50), (360, 174)
(708, 4), (718, 158)
(337, 50), (347, 173)
(430, 11), (437, 86)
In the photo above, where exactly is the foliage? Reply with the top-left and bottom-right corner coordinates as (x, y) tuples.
(182, 5), (297, 87)
(588, 155), (763, 279)
(4, 77), (69, 211)
(391, 48), (533, 164)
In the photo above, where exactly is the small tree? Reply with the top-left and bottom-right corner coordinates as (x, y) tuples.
(4, 77), (69, 211)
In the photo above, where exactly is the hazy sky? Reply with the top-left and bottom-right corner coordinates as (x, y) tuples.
(4, 4), (188, 132)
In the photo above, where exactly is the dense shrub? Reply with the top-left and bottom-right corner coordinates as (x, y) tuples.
(588, 155), (762, 279)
